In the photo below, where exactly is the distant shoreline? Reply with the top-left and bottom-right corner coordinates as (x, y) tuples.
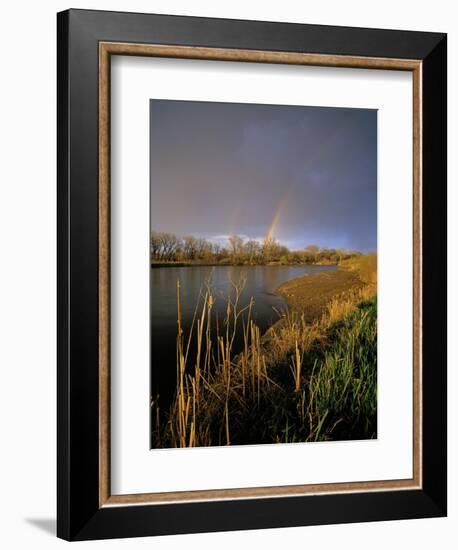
(151, 261), (338, 268)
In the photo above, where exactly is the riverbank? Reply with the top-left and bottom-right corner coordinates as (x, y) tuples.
(276, 270), (364, 323)
(151, 260), (337, 268)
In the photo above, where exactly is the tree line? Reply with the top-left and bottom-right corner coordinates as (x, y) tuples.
(151, 231), (362, 266)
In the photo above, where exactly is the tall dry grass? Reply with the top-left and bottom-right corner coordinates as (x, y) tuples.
(339, 253), (377, 285)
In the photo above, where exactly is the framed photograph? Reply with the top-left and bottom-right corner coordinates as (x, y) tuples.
(57, 9), (447, 541)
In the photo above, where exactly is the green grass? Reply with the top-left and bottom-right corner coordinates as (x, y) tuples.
(294, 297), (377, 442)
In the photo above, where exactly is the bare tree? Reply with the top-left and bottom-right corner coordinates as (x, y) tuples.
(262, 237), (282, 262)
(304, 244), (320, 263)
(212, 243), (221, 258)
(150, 232), (181, 260)
(244, 240), (261, 264)
(195, 238), (213, 260)
(228, 234), (244, 260)
(183, 235), (198, 260)
(157, 232), (181, 260)
(150, 231), (162, 259)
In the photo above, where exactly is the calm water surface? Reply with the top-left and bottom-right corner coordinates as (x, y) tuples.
(150, 264), (336, 404)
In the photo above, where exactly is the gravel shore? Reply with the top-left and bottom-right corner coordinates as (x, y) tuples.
(276, 270), (363, 323)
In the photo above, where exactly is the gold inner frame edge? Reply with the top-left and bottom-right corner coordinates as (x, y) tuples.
(98, 42), (422, 507)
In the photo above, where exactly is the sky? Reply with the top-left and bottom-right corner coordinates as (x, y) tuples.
(150, 99), (377, 252)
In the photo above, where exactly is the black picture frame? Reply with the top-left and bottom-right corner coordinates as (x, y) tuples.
(57, 9), (447, 541)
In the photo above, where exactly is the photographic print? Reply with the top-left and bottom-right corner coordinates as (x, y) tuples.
(58, 13), (447, 539)
(150, 99), (377, 449)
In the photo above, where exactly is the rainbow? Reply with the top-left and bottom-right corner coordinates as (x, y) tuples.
(265, 192), (289, 241)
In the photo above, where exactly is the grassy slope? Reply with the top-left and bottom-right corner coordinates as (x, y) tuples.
(280, 297), (377, 443)
(340, 254), (377, 285)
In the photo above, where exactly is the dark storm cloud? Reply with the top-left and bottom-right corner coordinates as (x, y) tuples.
(150, 100), (377, 252)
